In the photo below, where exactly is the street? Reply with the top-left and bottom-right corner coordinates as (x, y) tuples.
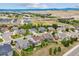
(63, 45), (79, 56)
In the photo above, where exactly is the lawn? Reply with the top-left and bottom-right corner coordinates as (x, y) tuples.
(13, 50), (19, 56)
(0, 38), (3, 42)
(11, 34), (22, 39)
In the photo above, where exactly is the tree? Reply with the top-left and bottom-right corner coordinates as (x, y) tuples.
(65, 28), (69, 32)
(58, 47), (61, 52)
(10, 40), (15, 46)
(74, 37), (78, 41)
(61, 38), (70, 47)
(53, 47), (57, 55)
(70, 28), (75, 32)
(69, 38), (74, 44)
(52, 24), (58, 29)
(49, 48), (53, 55)
(52, 31), (57, 36)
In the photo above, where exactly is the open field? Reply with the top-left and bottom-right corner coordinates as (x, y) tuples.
(32, 20), (73, 27)
(30, 10), (79, 15)
(32, 41), (79, 56)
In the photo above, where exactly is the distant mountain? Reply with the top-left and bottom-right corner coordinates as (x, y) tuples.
(0, 8), (79, 11)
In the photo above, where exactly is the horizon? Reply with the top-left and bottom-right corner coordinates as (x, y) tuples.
(0, 3), (79, 9)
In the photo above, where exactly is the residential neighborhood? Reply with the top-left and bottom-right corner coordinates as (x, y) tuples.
(0, 3), (79, 56)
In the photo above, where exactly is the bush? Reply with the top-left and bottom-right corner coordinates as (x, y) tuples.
(58, 47), (61, 52)
(0, 38), (3, 42)
(49, 48), (53, 55)
(61, 38), (70, 47)
(52, 24), (58, 29)
(71, 37), (78, 41)
(70, 28), (75, 32)
(53, 47), (57, 55)
(74, 37), (78, 41)
(69, 38), (74, 44)
(65, 28), (69, 32)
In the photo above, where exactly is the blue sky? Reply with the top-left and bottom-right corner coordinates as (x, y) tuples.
(0, 3), (79, 9)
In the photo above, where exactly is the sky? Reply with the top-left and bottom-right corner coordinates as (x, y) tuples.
(0, 3), (79, 9)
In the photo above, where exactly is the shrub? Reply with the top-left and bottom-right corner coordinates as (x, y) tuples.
(61, 38), (70, 47)
(69, 39), (74, 44)
(65, 28), (69, 32)
(53, 47), (57, 55)
(58, 47), (61, 52)
(52, 24), (58, 29)
(49, 48), (53, 55)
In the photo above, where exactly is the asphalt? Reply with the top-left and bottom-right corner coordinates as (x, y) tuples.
(63, 45), (79, 56)
(67, 46), (79, 56)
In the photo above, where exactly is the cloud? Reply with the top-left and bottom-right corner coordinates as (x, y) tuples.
(23, 3), (48, 9)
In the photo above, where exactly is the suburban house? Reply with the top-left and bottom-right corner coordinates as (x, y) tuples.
(41, 33), (54, 40)
(11, 26), (18, 31)
(38, 27), (46, 33)
(29, 28), (37, 33)
(2, 31), (12, 42)
(0, 44), (13, 56)
(56, 32), (68, 40)
(21, 17), (32, 24)
(27, 33), (54, 45)
(27, 35), (44, 45)
(14, 39), (30, 49)
(13, 28), (26, 35)
(11, 19), (21, 25)
(47, 27), (55, 32)
(0, 18), (12, 24)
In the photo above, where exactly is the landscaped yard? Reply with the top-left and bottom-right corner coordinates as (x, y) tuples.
(11, 34), (22, 39)
(0, 38), (3, 42)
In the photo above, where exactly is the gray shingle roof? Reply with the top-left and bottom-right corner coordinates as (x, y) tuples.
(0, 44), (12, 56)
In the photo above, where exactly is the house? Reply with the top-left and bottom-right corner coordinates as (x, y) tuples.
(42, 33), (54, 40)
(0, 25), (9, 32)
(38, 27), (46, 33)
(27, 33), (54, 45)
(21, 17), (32, 24)
(0, 18), (12, 24)
(11, 26), (18, 31)
(75, 26), (79, 31)
(11, 19), (21, 25)
(56, 32), (68, 40)
(13, 29), (26, 35)
(29, 28), (37, 33)
(27, 35), (44, 45)
(2, 31), (12, 42)
(0, 44), (13, 56)
(69, 32), (79, 38)
(14, 39), (30, 49)
(47, 27), (55, 32)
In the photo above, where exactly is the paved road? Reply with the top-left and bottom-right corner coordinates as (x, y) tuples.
(67, 46), (79, 56)
(63, 45), (79, 56)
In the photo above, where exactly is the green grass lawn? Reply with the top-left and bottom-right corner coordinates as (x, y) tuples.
(11, 34), (22, 39)
(0, 38), (3, 42)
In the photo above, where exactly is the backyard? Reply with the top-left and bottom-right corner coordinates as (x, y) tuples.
(0, 38), (3, 42)
(11, 34), (22, 39)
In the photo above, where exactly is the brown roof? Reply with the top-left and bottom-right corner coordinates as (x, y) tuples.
(32, 35), (44, 42)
